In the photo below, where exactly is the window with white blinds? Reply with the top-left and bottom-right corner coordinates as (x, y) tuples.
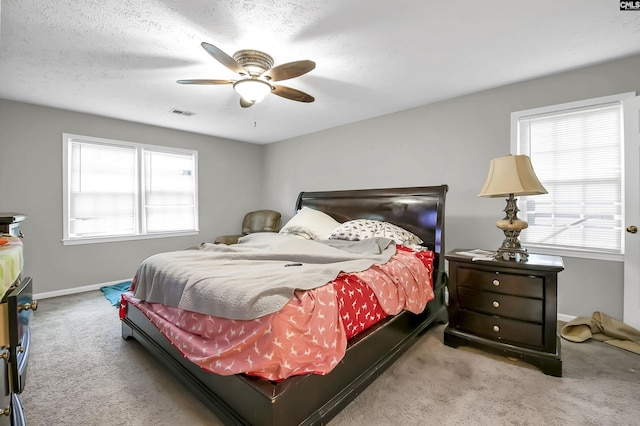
(512, 93), (629, 260)
(63, 134), (198, 244)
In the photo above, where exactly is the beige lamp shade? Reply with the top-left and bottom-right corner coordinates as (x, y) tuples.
(478, 154), (547, 198)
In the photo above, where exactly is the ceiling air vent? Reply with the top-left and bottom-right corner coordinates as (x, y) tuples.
(170, 108), (196, 117)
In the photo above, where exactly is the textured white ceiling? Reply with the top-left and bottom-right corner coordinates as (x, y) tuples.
(1, 0), (639, 144)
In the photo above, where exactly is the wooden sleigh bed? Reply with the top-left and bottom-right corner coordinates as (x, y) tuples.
(121, 185), (449, 426)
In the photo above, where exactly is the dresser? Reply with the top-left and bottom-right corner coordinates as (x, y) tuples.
(1, 214), (32, 426)
(444, 249), (564, 376)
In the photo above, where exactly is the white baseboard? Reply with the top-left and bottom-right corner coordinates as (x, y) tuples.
(557, 313), (577, 323)
(34, 278), (132, 300)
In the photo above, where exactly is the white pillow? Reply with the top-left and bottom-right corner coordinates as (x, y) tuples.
(279, 206), (341, 240)
(327, 219), (424, 247)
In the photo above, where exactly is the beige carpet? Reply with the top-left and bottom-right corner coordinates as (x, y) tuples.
(21, 291), (640, 425)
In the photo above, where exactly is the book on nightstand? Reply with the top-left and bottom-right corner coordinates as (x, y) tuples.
(453, 249), (497, 261)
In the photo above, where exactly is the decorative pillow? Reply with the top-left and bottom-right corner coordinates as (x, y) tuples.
(279, 206), (342, 240)
(328, 219), (424, 247)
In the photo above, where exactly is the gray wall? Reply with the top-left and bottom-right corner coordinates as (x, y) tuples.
(263, 54), (640, 319)
(0, 99), (264, 295)
(2, 53), (637, 318)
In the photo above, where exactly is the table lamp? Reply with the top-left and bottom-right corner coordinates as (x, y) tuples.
(478, 154), (547, 261)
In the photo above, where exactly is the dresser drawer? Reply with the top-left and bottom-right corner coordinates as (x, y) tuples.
(457, 309), (544, 348)
(0, 395), (8, 426)
(10, 393), (25, 426)
(0, 348), (8, 426)
(6, 277), (33, 394)
(458, 287), (543, 323)
(0, 346), (26, 426)
(458, 267), (543, 299)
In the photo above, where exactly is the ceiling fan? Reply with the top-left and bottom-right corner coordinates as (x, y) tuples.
(177, 42), (316, 108)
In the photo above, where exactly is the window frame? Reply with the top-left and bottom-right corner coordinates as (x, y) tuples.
(510, 92), (634, 262)
(62, 133), (199, 245)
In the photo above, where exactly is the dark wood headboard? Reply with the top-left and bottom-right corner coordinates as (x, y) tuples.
(295, 185), (448, 287)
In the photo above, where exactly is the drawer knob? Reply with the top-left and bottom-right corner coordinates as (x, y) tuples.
(492, 279), (500, 286)
(492, 301), (500, 308)
(18, 300), (38, 312)
(493, 325), (500, 332)
(0, 406), (9, 416)
(0, 349), (8, 361)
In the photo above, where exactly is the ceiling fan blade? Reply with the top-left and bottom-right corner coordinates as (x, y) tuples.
(272, 85), (315, 103)
(262, 60), (316, 82)
(201, 42), (248, 76)
(176, 79), (234, 85)
(240, 98), (255, 108)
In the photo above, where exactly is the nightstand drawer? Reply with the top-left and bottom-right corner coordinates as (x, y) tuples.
(458, 267), (543, 299)
(458, 287), (543, 323)
(457, 309), (543, 348)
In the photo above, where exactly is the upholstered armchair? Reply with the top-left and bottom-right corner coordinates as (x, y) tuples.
(214, 209), (282, 244)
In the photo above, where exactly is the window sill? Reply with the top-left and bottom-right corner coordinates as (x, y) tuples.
(62, 230), (199, 246)
(524, 245), (623, 262)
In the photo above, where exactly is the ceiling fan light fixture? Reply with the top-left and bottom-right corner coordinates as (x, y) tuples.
(233, 79), (272, 103)
(179, 42), (315, 107)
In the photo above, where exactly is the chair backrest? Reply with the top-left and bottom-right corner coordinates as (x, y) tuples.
(241, 210), (281, 235)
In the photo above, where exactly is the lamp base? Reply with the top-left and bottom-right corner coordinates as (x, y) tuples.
(494, 195), (529, 262)
(496, 229), (529, 262)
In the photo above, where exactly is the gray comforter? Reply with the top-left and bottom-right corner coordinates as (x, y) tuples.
(133, 232), (396, 320)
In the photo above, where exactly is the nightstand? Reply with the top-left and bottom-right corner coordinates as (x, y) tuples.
(444, 249), (564, 376)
